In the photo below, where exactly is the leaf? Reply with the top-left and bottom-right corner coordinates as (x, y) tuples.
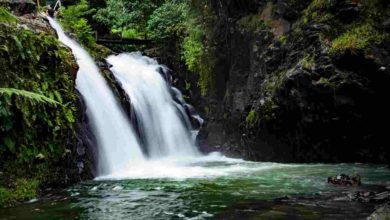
(54, 91), (63, 103)
(35, 153), (45, 160)
(64, 109), (75, 123)
(0, 45), (8, 53)
(0, 88), (62, 107)
(4, 137), (15, 153)
(0, 7), (18, 24)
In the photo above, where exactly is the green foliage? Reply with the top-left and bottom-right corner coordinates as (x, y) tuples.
(182, 23), (216, 96)
(12, 179), (39, 201)
(296, 0), (333, 27)
(246, 110), (258, 126)
(277, 35), (288, 45)
(303, 0), (330, 20)
(204, 106), (210, 115)
(94, 0), (161, 39)
(0, 187), (12, 207)
(59, 0), (96, 50)
(330, 23), (388, 54)
(0, 18), (79, 207)
(180, 0), (216, 96)
(121, 28), (142, 39)
(261, 98), (278, 121)
(147, 1), (189, 41)
(238, 14), (269, 32)
(0, 7), (17, 24)
(0, 179), (39, 207)
(294, 0), (390, 55)
(263, 69), (288, 94)
(0, 88), (61, 106)
(197, 50), (216, 96)
(93, 0), (217, 95)
(314, 77), (336, 89)
(300, 53), (315, 69)
(182, 26), (204, 73)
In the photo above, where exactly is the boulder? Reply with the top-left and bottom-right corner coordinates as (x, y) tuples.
(327, 173), (361, 186)
(368, 204), (390, 220)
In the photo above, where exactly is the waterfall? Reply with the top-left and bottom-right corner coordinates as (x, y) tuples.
(48, 17), (203, 179)
(47, 17), (145, 176)
(106, 53), (200, 159)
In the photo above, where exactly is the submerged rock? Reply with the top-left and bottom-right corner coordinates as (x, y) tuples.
(368, 204), (390, 220)
(348, 191), (390, 203)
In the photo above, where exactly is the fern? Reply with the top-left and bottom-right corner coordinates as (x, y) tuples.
(0, 7), (18, 24)
(0, 88), (61, 106)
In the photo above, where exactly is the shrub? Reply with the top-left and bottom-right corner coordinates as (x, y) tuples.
(0, 179), (39, 207)
(12, 179), (39, 201)
(147, 1), (190, 41)
(300, 53), (315, 69)
(278, 35), (288, 45)
(246, 110), (258, 126)
(261, 98), (278, 121)
(182, 26), (204, 73)
(0, 188), (12, 207)
(59, 0), (96, 50)
(0, 7), (17, 24)
(330, 23), (388, 54)
(94, 0), (159, 40)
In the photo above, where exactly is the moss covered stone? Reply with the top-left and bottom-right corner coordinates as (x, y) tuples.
(330, 23), (389, 54)
(0, 10), (80, 207)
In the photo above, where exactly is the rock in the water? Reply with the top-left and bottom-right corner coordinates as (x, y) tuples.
(367, 204), (390, 220)
(348, 191), (390, 203)
(328, 173), (361, 186)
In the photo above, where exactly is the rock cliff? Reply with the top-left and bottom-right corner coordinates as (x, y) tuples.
(197, 0), (390, 163)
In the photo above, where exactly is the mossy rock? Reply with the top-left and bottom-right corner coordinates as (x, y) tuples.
(0, 9), (80, 207)
(330, 23), (389, 54)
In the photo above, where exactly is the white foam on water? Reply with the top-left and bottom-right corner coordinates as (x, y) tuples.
(95, 153), (289, 180)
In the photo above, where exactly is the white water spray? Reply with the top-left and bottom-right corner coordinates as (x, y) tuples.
(107, 53), (200, 159)
(47, 17), (145, 176)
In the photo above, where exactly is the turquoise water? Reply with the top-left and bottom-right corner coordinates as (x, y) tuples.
(1, 159), (389, 219)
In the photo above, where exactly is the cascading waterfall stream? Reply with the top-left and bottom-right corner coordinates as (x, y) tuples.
(107, 53), (200, 159)
(47, 17), (145, 176)
(48, 17), (206, 180)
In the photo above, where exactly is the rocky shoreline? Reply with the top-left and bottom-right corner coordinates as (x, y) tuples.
(216, 187), (390, 219)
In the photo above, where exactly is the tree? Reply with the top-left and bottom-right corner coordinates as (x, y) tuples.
(147, 0), (190, 41)
(94, 0), (163, 39)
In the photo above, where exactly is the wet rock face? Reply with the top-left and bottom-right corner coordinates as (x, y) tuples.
(198, 0), (390, 163)
(368, 204), (390, 220)
(75, 94), (97, 179)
